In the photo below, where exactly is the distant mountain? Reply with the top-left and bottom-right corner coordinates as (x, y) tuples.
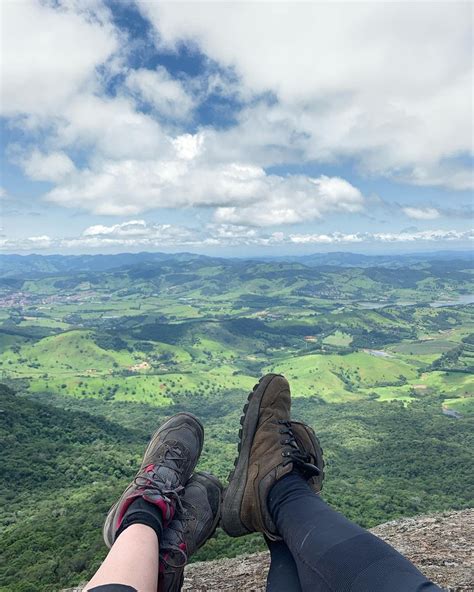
(264, 250), (474, 268)
(0, 250), (472, 278)
(0, 251), (220, 278)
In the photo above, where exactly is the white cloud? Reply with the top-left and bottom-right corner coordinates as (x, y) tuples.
(1, 0), (471, 245)
(83, 220), (149, 237)
(402, 206), (441, 220)
(20, 151), (76, 183)
(214, 175), (364, 226)
(172, 134), (205, 160)
(0, 0), (118, 117)
(290, 229), (473, 244)
(42, 150), (365, 223)
(44, 158), (267, 215)
(139, 1), (473, 189)
(67, 220), (198, 247)
(56, 94), (169, 160)
(204, 223), (260, 246)
(27, 235), (53, 245)
(0, 235), (53, 250)
(407, 160), (474, 191)
(289, 233), (365, 245)
(1, 223), (472, 252)
(125, 67), (195, 119)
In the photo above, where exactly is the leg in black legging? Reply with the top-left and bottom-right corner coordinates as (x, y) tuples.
(265, 537), (303, 592)
(268, 473), (442, 592)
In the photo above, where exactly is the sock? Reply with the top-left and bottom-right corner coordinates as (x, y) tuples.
(115, 497), (164, 542)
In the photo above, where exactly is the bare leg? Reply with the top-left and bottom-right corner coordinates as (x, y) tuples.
(85, 524), (158, 592)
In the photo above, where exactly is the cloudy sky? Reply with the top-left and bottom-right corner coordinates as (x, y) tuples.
(1, 0), (472, 255)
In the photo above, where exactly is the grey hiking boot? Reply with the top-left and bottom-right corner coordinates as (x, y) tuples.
(221, 374), (321, 540)
(159, 472), (223, 591)
(103, 412), (204, 548)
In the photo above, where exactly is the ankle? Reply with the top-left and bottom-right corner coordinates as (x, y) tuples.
(267, 470), (314, 523)
(115, 497), (164, 543)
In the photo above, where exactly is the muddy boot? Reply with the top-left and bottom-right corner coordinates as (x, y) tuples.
(159, 472), (223, 591)
(103, 412), (204, 548)
(222, 374), (321, 540)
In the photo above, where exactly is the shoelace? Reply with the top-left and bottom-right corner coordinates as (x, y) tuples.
(134, 443), (188, 513)
(159, 505), (195, 569)
(278, 420), (321, 478)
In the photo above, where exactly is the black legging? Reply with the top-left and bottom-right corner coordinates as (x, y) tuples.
(266, 472), (442, 592)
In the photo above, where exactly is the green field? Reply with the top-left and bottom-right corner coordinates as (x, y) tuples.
(323, 330), (353, 346)
(443, 396), (474, 415)
(264, 351), (417, 400)
(390, 339), (456, 355)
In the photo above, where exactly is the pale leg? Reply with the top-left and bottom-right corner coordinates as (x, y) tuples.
(85, 524), (159, 592)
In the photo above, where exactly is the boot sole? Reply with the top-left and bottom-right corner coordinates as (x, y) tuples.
(221, 373), (283, 537)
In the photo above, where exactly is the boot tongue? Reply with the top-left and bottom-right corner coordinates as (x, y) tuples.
(139, 442), (186, 494)
(160, 444), (183, 483)
(260, 379), (291, 424)
(156, 442), (186, 486)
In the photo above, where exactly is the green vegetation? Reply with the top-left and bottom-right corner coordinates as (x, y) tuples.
(323, 330), (353, 346)
(0, 252), (473, 591)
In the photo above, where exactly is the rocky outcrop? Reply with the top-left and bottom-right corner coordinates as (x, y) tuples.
(182, 509), (473, 591)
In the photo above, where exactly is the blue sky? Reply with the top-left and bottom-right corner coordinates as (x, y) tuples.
(1, 0), (472, 255)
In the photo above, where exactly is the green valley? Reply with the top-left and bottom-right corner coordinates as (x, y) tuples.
(0, 251), (473, 591)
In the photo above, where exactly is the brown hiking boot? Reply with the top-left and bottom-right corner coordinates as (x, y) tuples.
(221, 374), (321, 540)
(159, 472), (223, 591)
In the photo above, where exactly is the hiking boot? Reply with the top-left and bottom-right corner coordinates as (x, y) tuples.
(103, 412), (204, 548)
(159, 472), (223, 591)
(221, 374), (321, 540)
